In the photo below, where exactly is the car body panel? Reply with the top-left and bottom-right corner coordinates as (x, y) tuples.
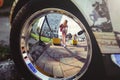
(71, 0), (120, 54)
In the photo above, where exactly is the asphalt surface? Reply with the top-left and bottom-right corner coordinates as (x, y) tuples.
(0, 17), (10, 45)
(0, 16), (24, 80)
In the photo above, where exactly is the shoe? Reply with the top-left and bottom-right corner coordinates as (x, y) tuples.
(63, 44), (66, 47)
(61, 44), (67, 47)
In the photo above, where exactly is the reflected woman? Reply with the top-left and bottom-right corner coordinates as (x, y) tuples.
(60, 20), (68, 47)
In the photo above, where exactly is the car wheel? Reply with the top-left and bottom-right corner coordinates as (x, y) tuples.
(10, 0), (105, 80)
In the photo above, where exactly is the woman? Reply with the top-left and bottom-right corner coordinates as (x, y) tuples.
(60, 20), (68, 47)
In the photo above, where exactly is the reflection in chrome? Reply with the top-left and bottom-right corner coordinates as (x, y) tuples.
(20, 8), (92, 80)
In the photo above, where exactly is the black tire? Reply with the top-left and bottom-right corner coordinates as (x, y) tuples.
(10, 0), (105, 80)
(10, 0), (30, 24)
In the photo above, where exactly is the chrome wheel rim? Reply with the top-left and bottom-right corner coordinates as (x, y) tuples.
(20, 8), (92, 80)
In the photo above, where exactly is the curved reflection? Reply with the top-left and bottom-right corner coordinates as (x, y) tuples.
(20, 9), (92, 80)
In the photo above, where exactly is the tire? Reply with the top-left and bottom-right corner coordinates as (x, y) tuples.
(9, 0), (30, 24)
(10, 0), (105, 80)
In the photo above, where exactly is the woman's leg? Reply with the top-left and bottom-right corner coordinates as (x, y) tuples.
(63, 33), (66, 45)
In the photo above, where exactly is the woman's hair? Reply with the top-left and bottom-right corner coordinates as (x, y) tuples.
(65, 20), (68, 23)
